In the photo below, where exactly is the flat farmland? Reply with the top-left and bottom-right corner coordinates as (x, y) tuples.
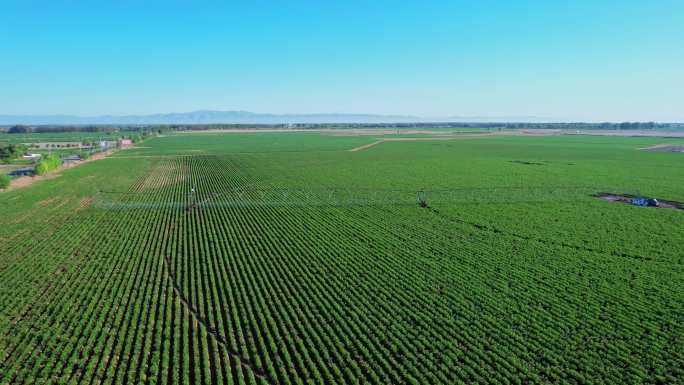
(1, 132), (683, 384)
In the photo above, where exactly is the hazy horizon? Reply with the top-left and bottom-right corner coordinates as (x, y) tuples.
(1, 1), (683, 121)
(2, 109), (682, 125)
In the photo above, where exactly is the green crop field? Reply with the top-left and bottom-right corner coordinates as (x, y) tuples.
(0, 132), (683, 385)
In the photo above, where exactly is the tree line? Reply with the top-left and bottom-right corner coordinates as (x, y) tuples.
(3, 125), (160, 134)
(2, 122), (683, 134)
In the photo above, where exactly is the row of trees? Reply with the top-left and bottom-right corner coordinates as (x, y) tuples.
(4, 125), (160, 135)
(0, 143), (28, 163)
(4, 122), (684, 134)
(127, 122), (684, 131)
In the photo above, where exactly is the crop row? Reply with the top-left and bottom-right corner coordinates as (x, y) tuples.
(1, 154), (681, 384)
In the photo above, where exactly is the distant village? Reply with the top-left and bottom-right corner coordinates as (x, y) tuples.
(1, 134), (138, 187)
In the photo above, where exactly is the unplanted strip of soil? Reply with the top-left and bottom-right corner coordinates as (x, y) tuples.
(348, 133), (503, 152)
(593, 193), (682, 210)
(638, 144), (684, 152)
(348, 140), (385, 152)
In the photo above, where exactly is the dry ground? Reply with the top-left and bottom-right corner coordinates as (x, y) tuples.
(638, 144), (684, 152)
(348, 132), (516, 152)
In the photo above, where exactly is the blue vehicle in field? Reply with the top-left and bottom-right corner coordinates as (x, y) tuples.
(631, 197), (659, 207)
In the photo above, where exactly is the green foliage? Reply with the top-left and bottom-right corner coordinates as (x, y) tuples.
(8, 125), (31, 134)
(0, 174), (10, 189)
(0, 143), (28, 162)
(0, 133), (683, 384)
(34, 153), (62, 175)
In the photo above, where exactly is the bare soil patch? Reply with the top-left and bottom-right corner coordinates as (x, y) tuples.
(8, 173), (61, 190)
(349, 140), (384, 152)
(36, 197), (58, 207)
(639, 144), (684, 153)
(89, 151), (112, 161)
(347, 133), (505, 152)
(568, 130), (684, 138)
(382, 134), (497, 142)
(329, 129), (468, 136)
(139, 163), (186, 190)
(593, 193), (682, 210)
(75, 196), (95, 212)
(520, 129), (562, 135)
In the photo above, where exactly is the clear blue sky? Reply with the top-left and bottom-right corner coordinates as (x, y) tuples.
(1, 1), (683, 121)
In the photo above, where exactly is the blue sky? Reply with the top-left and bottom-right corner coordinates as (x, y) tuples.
(1, 1), (683, 121)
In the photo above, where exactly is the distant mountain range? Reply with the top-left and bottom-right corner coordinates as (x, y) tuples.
(0, 110), (553, 125)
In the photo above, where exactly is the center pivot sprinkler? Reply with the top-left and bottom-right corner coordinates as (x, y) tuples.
(417, 190), (428, 208)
